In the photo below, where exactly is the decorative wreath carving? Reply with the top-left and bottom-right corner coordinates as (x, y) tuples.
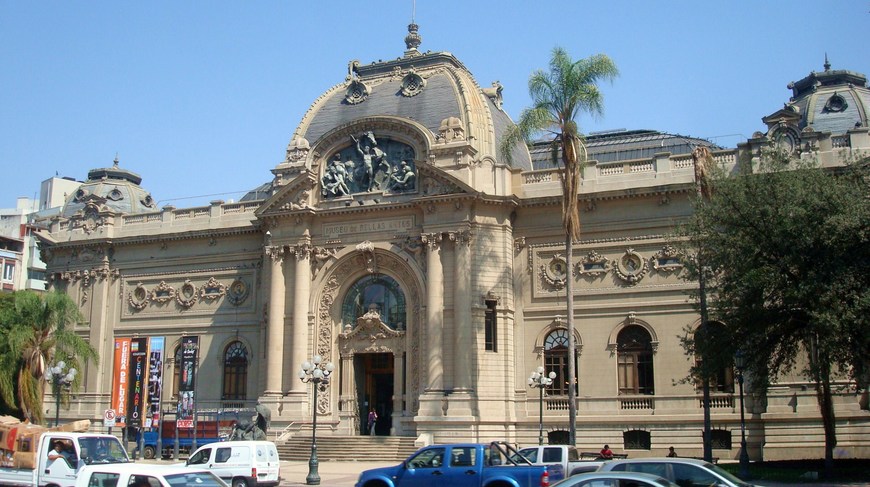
(128, 282), (149, 310)
(199, 277), (227, 301)
(650, 245), (684, 273)
(227, 278), (250, 305)
(345, 79), (370, 105)
(577, 250), (612, 276)
(149, 280), (176, 303)
(401, 68), (426, 97)
(541, 254), (568, 290)
(613, 248), (649, 285)
(176, 279), (198, 308)
(107, 188), (124, 201)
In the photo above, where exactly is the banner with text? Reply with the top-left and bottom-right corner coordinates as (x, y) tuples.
(177, 336), (198, 428)
(146, 337), (165, 428)
(110, 338), (132, 428)
(127, 337), (148, 428)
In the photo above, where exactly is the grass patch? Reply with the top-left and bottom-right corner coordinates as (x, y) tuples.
(718, 459), (870, 483)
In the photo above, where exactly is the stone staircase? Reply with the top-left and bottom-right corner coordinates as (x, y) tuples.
(277, 436), (418, 462)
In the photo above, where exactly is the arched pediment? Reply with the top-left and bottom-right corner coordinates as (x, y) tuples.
(607, 312), (659, 354)
(339, 309), (406, 355)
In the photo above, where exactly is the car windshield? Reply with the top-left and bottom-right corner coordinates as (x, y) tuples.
(704, 462), (751, 487)
(79, 436), (130, 464)
(164, 472), (227, 486)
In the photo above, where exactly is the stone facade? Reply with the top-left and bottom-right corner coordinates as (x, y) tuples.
(37, 31), (870, 460)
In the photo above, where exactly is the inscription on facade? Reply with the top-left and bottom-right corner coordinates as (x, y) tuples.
(323, 217), (414, 238)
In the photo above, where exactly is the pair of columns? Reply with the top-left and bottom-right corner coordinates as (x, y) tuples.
(264, 244), (310, 395)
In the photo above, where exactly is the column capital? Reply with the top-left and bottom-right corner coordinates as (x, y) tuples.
(265, 245), (285, 261)
(447, 230), (472, 247)
(422, 232), (442, 251)
(291, 243), (312, 262)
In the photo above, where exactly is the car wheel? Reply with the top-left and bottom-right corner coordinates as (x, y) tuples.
(232, 478), (249, 487)
(143, 446), (156, 460)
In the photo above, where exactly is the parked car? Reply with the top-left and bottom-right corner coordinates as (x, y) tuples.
(552, 471), (680, 487)
(597, 458), (752, 487)
(185, 440), (280, 487)
(355, 442), (564, 487)
(74, 463), (226, 487)
(512, 445), (606, 476)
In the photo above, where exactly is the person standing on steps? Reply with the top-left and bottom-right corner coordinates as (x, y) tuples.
(367, 408), (378, 436)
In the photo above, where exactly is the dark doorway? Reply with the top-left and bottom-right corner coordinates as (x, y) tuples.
(355, 353), (394, 436)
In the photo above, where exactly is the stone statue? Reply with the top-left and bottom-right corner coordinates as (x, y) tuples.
(228, 403), (271, 441)
(389, 161), (416, 192)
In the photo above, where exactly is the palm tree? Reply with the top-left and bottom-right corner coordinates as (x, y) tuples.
(501, 47), (618, 445)
(0, 290), (98, 423)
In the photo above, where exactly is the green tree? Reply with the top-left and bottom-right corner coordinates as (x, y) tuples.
(500, 47), (618, 444)
(0, 290), (98, 424)
(676, 150), (870, 473)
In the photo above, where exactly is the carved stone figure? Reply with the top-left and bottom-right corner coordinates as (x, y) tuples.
(389, 161), (416, 192)
(320, 133), (417, 198)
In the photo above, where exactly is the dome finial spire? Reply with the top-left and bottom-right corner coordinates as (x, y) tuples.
(404, 1), (422, 56)
(824, 53), (831, 72)
(113, 153), (120, 167)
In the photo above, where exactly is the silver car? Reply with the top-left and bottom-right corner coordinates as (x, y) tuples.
(553, 471), (680, 487)
(597, 458), (752, 487)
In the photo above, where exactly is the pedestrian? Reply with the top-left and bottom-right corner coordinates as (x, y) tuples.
(667, 446), (678, 457)
(599, 444), (613, 459)
(367, 408), (378, 436)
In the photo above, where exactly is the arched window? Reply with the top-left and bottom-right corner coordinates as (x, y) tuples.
(222, 341), (249, 400)
(617, 325), (654, 395)
(342, 275), (406, 330)
(694, 322), (735, 393)
(544, 329), (577, 396)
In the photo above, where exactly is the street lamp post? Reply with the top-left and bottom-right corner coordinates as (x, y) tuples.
(528, 366), (556, 446)
(734, 350), (750, 479)
(298, 355), (334, 486)
(45, 361), (77, 427)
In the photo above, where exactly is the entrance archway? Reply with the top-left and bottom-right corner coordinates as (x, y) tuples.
(356, 353), (394, 436)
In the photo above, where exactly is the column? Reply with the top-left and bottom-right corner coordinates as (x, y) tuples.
(392, 353), (405, 435)
(264, 245), (285, 395)
(453, 231), (472, 391)
(288, 244), (311, 394)
(423, 233), (444, 392)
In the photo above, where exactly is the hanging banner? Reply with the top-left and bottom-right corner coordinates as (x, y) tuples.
(110, 338), (132, 428)
(127, 337), (148, 428)
(177, 336), (198, 429)
(146, 337), (165, 428)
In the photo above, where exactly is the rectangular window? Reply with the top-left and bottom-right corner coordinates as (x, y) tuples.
(484, 299), (497, 352)
(28, 268), (46, 281)
(2, 263), (14, 281)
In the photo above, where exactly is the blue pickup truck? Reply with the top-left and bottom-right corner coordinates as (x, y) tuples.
(355, 442), (564, 487)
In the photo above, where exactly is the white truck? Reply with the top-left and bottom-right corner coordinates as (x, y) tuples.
(512, 445), (608, 476)
(0, 431), (130, 487)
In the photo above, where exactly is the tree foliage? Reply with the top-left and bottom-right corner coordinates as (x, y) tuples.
(0, 290), (99, 424)
(675, 149), (870, 469)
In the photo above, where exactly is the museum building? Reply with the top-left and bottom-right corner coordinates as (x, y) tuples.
(37, 26), (870, 459)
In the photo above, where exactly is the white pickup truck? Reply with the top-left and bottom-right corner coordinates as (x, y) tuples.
(512, 445), (608, 476)
(0, 432), (130, 487)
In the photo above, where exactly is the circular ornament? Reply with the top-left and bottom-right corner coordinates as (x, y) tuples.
(614, 248), (648, 285)
(227, 278), (250, 305)
(128, 283), (149, 310)
(176, 279), (199, 308)
(541, 254), (569, 289)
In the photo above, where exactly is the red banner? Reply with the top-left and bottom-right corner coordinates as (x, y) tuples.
(111, 338), (131, 428)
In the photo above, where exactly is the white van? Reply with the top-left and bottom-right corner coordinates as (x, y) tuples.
(185, 441), (280, 487)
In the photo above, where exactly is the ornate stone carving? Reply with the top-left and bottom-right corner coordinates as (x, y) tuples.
(176, 279), (198, 308)
(650, 245), (684, 273)
(286, 135), (311, 164)
(613, 248), (649, 285)
(578, 250), (612, 277)
(199, 277), (227, 301)
(514, 237), (527, 253)
(129, 282), (149, 310)
(356, 241), (377, 274)
(265, 245), (285, 262)
(227, 278), (250, 305)
(400, 67), (426, 97)
(150, 281), (176, 303)
(436, 117), (465, 143)
(311, 246), (339, 275)
(345, 79), (370, 105)
(397, 236), (425, 270)
(421, 232), (442, 252)
(541, 254), (568, 290)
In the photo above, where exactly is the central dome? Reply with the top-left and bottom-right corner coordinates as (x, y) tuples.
(288, 25), (531, 171)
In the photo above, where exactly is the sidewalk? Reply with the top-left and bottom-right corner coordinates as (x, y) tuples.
(278, 460), (395, 486)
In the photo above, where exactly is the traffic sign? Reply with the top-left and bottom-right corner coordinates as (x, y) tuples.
(104, 409), (116, 427)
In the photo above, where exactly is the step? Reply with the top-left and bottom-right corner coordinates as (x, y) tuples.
(278, 436), (418, 462)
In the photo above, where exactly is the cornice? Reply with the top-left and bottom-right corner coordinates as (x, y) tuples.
(45, 226), (261, 251)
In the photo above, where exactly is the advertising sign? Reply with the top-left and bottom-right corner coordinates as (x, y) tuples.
(110, 338), (132, 428)
(147, 337), (165, 427)
(127, 337), (148, 428)
(177, 336), (198, 429)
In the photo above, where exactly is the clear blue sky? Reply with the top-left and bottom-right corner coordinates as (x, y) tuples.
(2, 1), (868, 210)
